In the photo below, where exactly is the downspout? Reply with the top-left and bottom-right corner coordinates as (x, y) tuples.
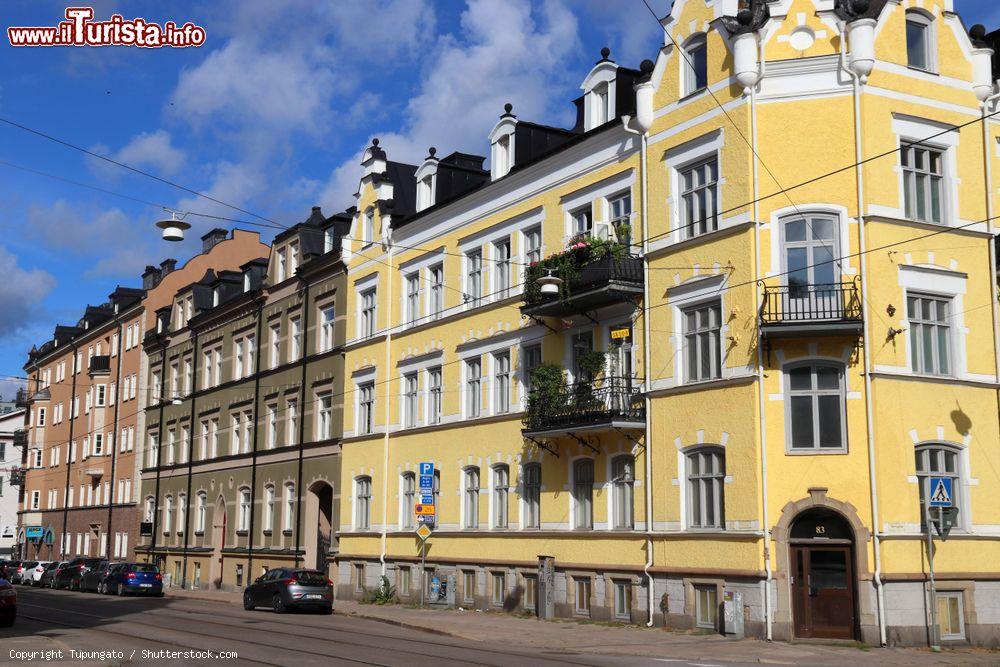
(840, 23), (887, 648)
(246, 293), (266, 580)
(626, 64), (655, 627)
(104, 315), (125, 558)
(148, 341), (169, 565)
(293, 282), (312, 568)
(745, 29), (773, 640)
(380, 237), (396, 576)
(180, 331), (200, 589)
(61, 344), (79, 559)
(980, 91), (1000, 381)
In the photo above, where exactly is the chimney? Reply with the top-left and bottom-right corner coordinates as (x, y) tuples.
(160, 258), (177, 275)
(201, 228), (229, 253)
(142, 265), (161, 290)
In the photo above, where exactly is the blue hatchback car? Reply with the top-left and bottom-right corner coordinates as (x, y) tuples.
(103, 562), (163, 597)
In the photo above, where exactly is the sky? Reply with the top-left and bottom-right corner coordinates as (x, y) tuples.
(0, 0), (997, 397)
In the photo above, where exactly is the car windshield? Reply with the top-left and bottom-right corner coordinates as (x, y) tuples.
(293, 571), (328, 585)
(130, 563), (158, 573)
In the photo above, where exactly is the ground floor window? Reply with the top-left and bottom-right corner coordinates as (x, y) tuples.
(575, 578), (591, 616)
(492, 572), (506, 606)
(173, 560), (181, 585)
(399, 567), (411, 596)
(523, 574), (537, 612)
(695, 585), (718, 629)
(937, 591), (965, 641)
(354, 564), (365, 593)
(614, 580), (631, 620)
(463, 570), (476, 603)
(193, 563), (201, 588)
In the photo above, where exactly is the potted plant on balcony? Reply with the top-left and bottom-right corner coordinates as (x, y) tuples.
(526, 363), (566, 428)
(524, 235), (627, 304)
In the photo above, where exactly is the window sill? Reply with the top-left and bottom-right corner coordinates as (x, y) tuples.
(194, 531), (204, 537)
(235, 530), (248, 537)
(906, 65), (938, 76)
(262, 530), (273, 537)
(679, 87), (708, 104)
(785, 447), (848, 456)
(282, 530), (293, 537)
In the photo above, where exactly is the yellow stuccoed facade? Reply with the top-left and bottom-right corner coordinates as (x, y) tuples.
(335, 0), (1000, 646)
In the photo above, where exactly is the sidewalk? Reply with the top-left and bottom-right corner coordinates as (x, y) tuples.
(167, 587), (997, 665)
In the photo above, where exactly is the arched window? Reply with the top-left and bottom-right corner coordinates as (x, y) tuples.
(611, 455), (635, 530)
(177, 493), (187, 535)
(400, 472), (416, 530)
(492, 464), (509, 529)
(785, 362), (846, 451)
(363, 208), (375, 245)
(573, 459), (594, 530)
(195, 492), (207, 533)
(687, 447), (725, 529)
(782, 214), (838, 293)
(163, 496), (174, 536)
(683, 34), (708, 96)
(354, 477), (371, 530)
(283, 482), (296, 532)
(522, 463), (541, 529)
(905, 10), (933, 72)
(463, 467), (480, 529)
(263, 485), (275, 532)
(144, 496), (155, 523)
(238, 488), (251, 532)
(915, 443), (961, 526)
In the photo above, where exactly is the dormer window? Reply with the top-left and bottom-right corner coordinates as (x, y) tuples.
(417, 174), (435, 212)
(213, 287), (221, 307)
(289, 241), (299, 275)
(593, 82), (610, 126)
(243, 272), (251, 293)
(276, 247), (287, 282)
(495, 134), (511, 179)
(324, 228), (334, 253)
(683, 34), (708, 97)
(906, 10), (934, 72)
(363, 209), (375, 245)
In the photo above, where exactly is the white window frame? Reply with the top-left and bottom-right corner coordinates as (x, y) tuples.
(905, 10), (936, 73)
(890, 115), (959, 227)
(682, 33), (708, 97)
(784, 361), (848, 453)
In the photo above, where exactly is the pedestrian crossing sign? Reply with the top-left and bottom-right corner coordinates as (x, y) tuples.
(929, 477), (953, 508)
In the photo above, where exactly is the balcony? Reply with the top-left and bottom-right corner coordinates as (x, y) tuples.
(9, 468), (25, 487)
(522, 375), (645, 438)
(88, 355), (111, 376)
(760, 282), (863, 338)
(522, 241), (643, 318)
(14, 388), (31, 408)
(12, 429), (27, 448)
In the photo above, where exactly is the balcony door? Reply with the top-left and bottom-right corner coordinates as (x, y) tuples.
(782, 216), (840, 320)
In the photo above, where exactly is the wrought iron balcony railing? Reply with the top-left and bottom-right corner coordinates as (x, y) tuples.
(523, 376), (644, 436)
(522, 253), (644, 317)
(14, 388), (31, 408)
(12, 429), (28, 448)
(760, 282), (863, 335)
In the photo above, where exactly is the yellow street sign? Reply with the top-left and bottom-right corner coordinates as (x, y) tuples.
(415, 524), (432, 540)
(611, 328), (630, 340)
(415, 503), (436, 515)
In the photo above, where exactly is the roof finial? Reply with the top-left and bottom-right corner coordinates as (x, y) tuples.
(428, 146), (437, 158)
(504, 102), (513, 115)
(600, 46), (611, 59)
(372, 137), (380, 147)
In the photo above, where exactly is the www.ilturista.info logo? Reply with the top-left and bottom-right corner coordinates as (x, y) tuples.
(7, 7), (206, 48)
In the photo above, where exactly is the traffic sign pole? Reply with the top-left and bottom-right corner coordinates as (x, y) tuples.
(925, 501), (940, 652)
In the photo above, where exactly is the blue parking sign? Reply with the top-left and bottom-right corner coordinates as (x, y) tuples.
(419, 462), (434, 476)
(420, 494), (434, 505)
(929, 477), (953, 507)
(419, 475), (433, 490)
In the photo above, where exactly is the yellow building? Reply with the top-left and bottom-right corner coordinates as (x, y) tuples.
(335, 0), (1000, 646)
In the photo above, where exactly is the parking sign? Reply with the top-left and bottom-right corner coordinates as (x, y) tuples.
(419, 462), (434, 476)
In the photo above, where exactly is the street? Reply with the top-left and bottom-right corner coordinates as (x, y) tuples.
(1, 587), (743, 667)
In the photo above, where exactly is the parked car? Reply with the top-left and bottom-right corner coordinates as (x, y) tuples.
(0, 578), (15, 627)
(80, 560), (114, 593)
(27, 561), (52, 586)
(11, 561), (37, 585)
(53, 558), (104, 591)
(103, 562), (163, 597)
(243, 568), (332, 614)
(39, 562), (67, 589)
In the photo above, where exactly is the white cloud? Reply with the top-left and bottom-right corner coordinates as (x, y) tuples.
(320, 0), (584, 210)
(0, 245), (56, 339)
(113, 130), (186, 175)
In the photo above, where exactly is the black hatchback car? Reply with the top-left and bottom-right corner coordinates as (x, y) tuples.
(243, 568), (332, 614)
(53, 558), (104, 590)
(80, 560), (114, 592)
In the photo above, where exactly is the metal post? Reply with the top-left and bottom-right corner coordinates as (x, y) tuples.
(925, 502), (940, 651)
(419, 538), (426, 607)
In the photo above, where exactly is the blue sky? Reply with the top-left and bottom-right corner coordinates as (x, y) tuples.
(0, 0), (997, 395)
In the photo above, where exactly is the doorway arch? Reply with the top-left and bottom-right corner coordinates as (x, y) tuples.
(303, 481), (334, 573)
(209, 495), (227, 589)
(771, 488), (873, 642)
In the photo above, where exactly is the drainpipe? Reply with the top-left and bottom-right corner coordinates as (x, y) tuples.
(840, 22), (887, 648)
(749, 32), (773, 641)
(293, 282), (312, 568)
(380, 236), (396, 577)
(626, 64), (655, 626)
(61, 344), (79, 559)
(180, 331), (200, 589)
(148, 343), (169, 567)
(980, 91), (1000, 381)
(104, 315), (125, 558)
(246, 293), (266, 580)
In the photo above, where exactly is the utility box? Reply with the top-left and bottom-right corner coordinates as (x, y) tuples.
(537, 555), (555, 619)
(723, 590), (744, 639)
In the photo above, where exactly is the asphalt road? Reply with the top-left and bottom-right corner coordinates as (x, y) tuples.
(0, 586), (748, 666)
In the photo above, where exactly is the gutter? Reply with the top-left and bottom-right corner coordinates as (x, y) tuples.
(60, 344), (79, 559)
(380, 240), (396, 576)
(148, 343), (170, 565)
(103, 315), (125, 558)
(293, 282), (313, 568)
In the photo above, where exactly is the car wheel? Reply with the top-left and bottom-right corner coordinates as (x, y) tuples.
(117, 584), (127, 597)
(271, 594), (286, 614)
(97, 582), (105, 595)
(243, 592), (254, 611)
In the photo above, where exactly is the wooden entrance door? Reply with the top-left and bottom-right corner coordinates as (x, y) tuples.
(791, 545), (856, 639)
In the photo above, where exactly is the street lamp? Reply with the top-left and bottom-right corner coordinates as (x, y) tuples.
(155, 210), (191, 242)
(536, 269), (563, 296)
